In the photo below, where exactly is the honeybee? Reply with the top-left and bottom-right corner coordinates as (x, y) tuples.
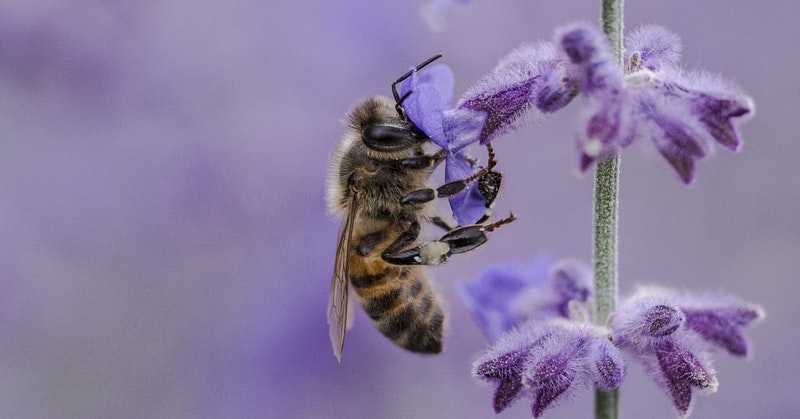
(326, 55), (515, 362)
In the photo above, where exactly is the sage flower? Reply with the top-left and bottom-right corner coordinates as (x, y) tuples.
(679, 295), (765, 357)
(557, 23), (754, 183)
(612, 287), (762, 416)
(473, 320), (623, 417)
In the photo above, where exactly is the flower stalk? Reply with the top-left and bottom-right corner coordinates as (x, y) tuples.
(595, 0), (624, 418)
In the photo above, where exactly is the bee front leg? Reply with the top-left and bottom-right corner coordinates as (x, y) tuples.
(398, 149), (447, 170)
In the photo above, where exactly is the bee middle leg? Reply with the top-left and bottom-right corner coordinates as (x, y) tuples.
(383, 213), (517, 266)
(430, 216), (454, 232)
(380, 218), (421, 264)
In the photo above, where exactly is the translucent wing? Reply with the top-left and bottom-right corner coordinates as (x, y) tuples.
(328, 189), (359, 363)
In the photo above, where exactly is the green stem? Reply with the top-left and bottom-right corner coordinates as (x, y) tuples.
(595, 1), (624, 419)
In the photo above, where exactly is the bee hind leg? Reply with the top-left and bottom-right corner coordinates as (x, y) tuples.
(382, 213), (516, 266)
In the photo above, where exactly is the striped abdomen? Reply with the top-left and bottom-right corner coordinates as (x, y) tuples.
(349, 229), (444, 353)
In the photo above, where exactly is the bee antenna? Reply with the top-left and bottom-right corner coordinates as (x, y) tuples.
(391, 54), (444, 118)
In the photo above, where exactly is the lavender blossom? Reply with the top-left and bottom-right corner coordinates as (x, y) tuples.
(557, 23), (754, 183)
(398, 63), (488, 225)
(459, 257), (592, 340)
(473, 320), (624, 418)
(458, 43), (578, 144)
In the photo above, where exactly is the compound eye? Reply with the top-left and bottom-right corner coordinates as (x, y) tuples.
(362, 124), (422, 152)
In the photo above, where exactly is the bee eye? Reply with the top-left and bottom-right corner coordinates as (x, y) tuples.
(362, 124), (423, 152)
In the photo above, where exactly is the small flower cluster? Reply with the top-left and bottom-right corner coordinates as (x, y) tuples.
(473, 319), (623, 416)
(465, 259), (763, 418)
(560, 24), (754, 183)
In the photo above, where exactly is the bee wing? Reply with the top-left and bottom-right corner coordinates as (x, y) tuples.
(328, 190), (359, 363)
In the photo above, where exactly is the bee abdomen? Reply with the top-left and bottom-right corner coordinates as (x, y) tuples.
(352, 268), (444, 354)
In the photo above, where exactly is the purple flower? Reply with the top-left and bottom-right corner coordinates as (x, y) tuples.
(611, 288), (686, 349)
(557, 23), (754, 183)
(473, 320), (624, 418)
(679, 295), (765, 357)
(458, 43), (578, 144)
(612, 289), (718, 416)
(611, 287), (763, 416)
(459, 257), (592, 340)
(398, 63), (489, 225)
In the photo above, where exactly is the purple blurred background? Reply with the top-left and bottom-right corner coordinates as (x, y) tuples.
(0, 1), (797, 418)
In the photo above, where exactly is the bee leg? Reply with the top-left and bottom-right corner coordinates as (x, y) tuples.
(383, 213), (517, 266)
(398, 149), (447, 170)
(380, 219), (422, 265)
(430, 216), (454, 232)
(356, 230), (388, 256)
(400, 176), (475, 205)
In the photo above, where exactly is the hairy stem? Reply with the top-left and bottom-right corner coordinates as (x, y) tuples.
(595, 1), (624, 419)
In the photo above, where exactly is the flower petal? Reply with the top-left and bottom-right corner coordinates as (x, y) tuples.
(458, 43), (576, 144)
(678, 296), (764, 357)
(402, 84), (447, 146)
(398, 62), (455, 106)
(611, 287), (684, 350)
(459, 257), (553, 340)
(662, 70), (755, 152)
(625, 25), (682, 71)
(531, 368), (574, 418)
(590, 339), (625, 391)
(550, 259), (593, 317)
(636, 96), (708, 184)
(557, 23), (623, 95)
(445, 152), (488, 225)
(653, 338), (718, 416)
(442, 108), (487, 152)
(398, 63), (455, 147)
(493, 376), (523, 413)
(522, 321), (610, 417)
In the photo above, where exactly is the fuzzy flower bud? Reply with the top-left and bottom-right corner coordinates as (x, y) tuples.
(473, 320), (624, 418)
